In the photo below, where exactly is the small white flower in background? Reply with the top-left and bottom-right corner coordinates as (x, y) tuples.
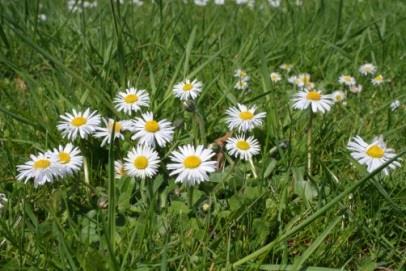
(236, 0), (249, 5)
(234, 69), (250, 81)
(57, 108), (101, 141)
(94, 119), (131, 147)
(288, 75), (299, 85)
(296, 73), (313, 89)
(38, 14), (47, 21)
(332, 90), (346, 103)
(280, 63), (293, 72)
(17, 152), (61, 186)
(226, 135), (261, 160)
(225, 104), (266, 132)
(270, 72), (282, 83)
(0, 193), (8, 209)
(214, 0), (225, 4)
(167, 145), (217, 185)
(51, 144), (83, 175)
(124, 145), (160, 179)
(83, 1), (97, 8)
(114, 87), (150, 115)
(114, 160), (127, 179)
(359, 63), (377, 76)
(292, 89), (334, 113)
(194, 0), (209, 6)
(173, 79), (203, 101)
(371, 74), (385, 85)
(390, 100), (400, 112)
(349, 84), (363, 93)
(132, 0), (144, 6)
(295, 0), (303, 6)
(268, 0), (281, 7)
(130, 112), (174, 148)
(234, 79), (249, 90)
(347, 135), (401, 175)
(338, 75), (356, 87)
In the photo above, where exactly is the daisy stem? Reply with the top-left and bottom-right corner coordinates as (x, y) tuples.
(248, 158), (258, 179)
(188, 186), (194, 209)
(307, 108), (313, 176)
(194, 109), (206, 145)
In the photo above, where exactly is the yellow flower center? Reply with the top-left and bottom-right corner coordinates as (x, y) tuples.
(236, 140), (250, 150)
(366, 145), (384, 158)
(335, 95), (342, 101)
(182, 83), (193, 91)
(183, 155), (202, 169)
(58, 152), (71, 164)
(108, 122), (122, 133)
(144, 120), (160, 133)
(303, 76), (311, 85)
(33, 159), (51, 169)
(124, 94), (138, 104)
(239, 111), (254, 120)
(343, 76), (352, 82)
(71, 116), (87, 127)
(374, 75), (383, 81)
(306, 91), (321, 101)
(133, 156), (149, 170)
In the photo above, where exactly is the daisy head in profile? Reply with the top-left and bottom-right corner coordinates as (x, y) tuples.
(390, 100), (400, 112)
(57, 108), (101, 141)
(94, 118), (131, 147)
(338, 75), (356, 87)
(270, 72), (282, 83)
(114, 160), (128, 179)
(359, 63), (377, 76)
(167, 145), (217, 186)
(17, 152), (61, 187)
(280, 63), (293, 72)
(371, 74), (385, 85)
(130, 112), (174, 148)
(225, 104), (266, 132)
(51, 143), (83, 175)
(331, 90), (346, 103)
(173, 79), (203, 101)
(114, 87), (150, 115)
(226, 135), (261, 161)
(296, 73), (313, 89)
(234, 68), (250, 81)
(124, 145), (160, 179)
(347, 135), (401, 175)
(292, 89), (334, 113)
(349, 84), (363, 93)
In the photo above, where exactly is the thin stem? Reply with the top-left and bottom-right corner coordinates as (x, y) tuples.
(307, 108), (313, 176)
(188, 186), (194, 209)
(248, 158), (258, 179)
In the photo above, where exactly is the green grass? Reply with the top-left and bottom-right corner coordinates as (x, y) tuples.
(1, 0), (406, 270)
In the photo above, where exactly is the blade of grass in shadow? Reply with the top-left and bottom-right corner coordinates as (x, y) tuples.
(231, 150), (405, 268)
(183, 26), (197, 78)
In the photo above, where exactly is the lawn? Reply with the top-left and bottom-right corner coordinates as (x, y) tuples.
(0, 0), (405, 270)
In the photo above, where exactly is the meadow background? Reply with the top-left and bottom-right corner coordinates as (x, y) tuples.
(0, 0), (405, 270)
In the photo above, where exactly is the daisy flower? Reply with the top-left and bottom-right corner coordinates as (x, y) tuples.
(292, 89), (334, 113)
(234, 69), (250, 81)
(349, 84), (363, 93)
(115, 160), (128, 179)
(332, 90), (346, 103)
(57, 108), (101, 141)
(225, 104), (266, 132)
(280, 63), (293, 72)
(234, 79), (249, 90)
(288, 75), (299, 85)
(296, 73), (313, 89)
(130, 112), (174, 147)
(194, 0), (209, 6)
(114, 87), (150, 115)
(359, 63), (377, 76)
(17, 152), (61, 186)
(390, 100), (400, 112)
(94, 118), (131, 147)
(269, 0), (281, 7)
(347, 135), (401, 175)
(51, 143), (83, 175)
(338, 75), (356, 87)
(167, 145), (217, 185)
(124, 145), (160, 179)
(226, 135), (261, 160)
(173, 79), (203, 101)
(270, 72), (282, 83)
(371, 74), (385, 85)
(214, 0), (225, 4)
